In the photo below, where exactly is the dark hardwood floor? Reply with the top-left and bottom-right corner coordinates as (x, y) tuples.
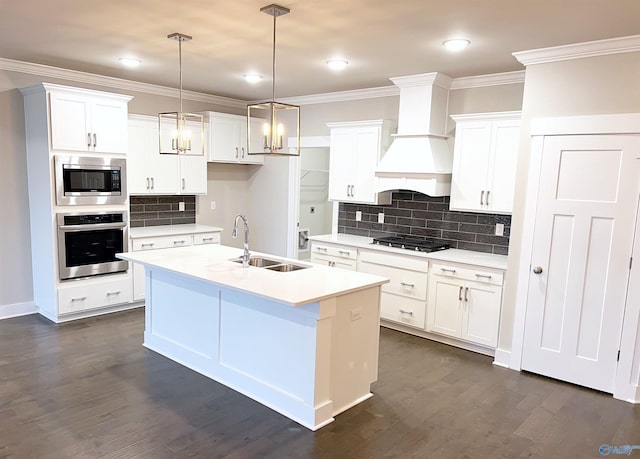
(1, 309), (638, 458)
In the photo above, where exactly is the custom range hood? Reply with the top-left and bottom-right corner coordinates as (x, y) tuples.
(375, 72), (453, 196)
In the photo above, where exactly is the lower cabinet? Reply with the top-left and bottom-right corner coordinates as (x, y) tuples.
(58, 274), (132, 315)
(131, 230), (221, 301)
(358, 249), (428, 329)
(309, 241), (357, 270)
(427, 262), (504, 348)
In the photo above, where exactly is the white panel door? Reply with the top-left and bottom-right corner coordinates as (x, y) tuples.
(522, 134), (640, 393)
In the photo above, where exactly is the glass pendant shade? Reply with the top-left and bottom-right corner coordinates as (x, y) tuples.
(246, 4), (300, 157)
(159, 32), (204, 156)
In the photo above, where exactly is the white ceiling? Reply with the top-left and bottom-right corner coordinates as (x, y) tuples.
(1, 0), (639, 100)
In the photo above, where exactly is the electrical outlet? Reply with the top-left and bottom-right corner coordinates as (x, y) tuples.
(350, 308), (362, 321)
(495, 223), (504, 236)
(378, 212), (385, 224)
(178, 201), (185, 212)
(210, 201), (216, 210)
(355, 211), (362, 221)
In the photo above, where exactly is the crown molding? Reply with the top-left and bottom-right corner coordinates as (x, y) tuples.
(513, 34), (640, 66)
(0, 57), (247, 109)
(275, 85), (400, 106)
(450, 70), (525, 89)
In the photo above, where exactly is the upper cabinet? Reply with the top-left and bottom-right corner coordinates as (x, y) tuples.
(128, 115), (207, 195)
(48, 86), (131, 154)
(449, 112), (521, 214)
(327, 120), (394, 205)
(206, 112), (264, 165)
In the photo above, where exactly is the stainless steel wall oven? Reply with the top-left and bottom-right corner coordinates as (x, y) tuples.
(57, 211), (128, 280)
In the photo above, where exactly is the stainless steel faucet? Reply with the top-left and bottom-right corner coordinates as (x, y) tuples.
(232, 214), (250, 267)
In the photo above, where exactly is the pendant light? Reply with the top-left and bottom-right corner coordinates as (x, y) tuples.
(247, 4), (300, 156)
(159, 33), (204, 155)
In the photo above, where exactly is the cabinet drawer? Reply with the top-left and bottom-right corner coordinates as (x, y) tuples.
(359, 249), (428, 272)
(310, 253), (357, 271)
(132, 234), (194, 251)
(359, 259), (427, 300)
(193, 232), (220, 245)
(310, 242), (357, 260)
(380, 293), (426, 329)
(58, 276), (132, 314)
(430, 262), (503, 286)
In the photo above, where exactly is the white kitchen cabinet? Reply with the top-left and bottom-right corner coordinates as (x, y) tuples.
(206, 112), (264, 165)
(130, 228), (221, 301)
(327, 120), (394, 205)
(49, 86), (131, 154)
(427, 261), (504, 348)
(58, 275), (132, 315)
(309, 241), (357, 270)
(358, 249), (429, 329)
(128, 115), (207, 195)
(450, 112), (521, 214)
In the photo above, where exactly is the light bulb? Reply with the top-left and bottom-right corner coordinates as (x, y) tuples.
(326, 59), (348, 71)
(443, 39), (470, 52)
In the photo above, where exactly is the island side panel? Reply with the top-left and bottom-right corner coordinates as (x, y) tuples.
(326, 286), (382, 416)
(143, 269), (221, 374)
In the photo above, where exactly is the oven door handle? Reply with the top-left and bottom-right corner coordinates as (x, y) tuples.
(58, 222), (127, 231)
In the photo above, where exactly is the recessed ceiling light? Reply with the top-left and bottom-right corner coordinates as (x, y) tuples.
(119, 57), (141, 68)
(442, 39), (470, 52)
(326, 59), (349, 71)
(244, 73), (263, 84)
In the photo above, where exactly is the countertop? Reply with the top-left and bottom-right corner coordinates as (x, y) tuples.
(129, 224), (223, 239)
(309, 233), (508, 270)
(118, 244), (388, 307)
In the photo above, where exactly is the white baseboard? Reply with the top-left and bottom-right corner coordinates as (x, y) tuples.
(493, 348), (512, 368)
(0, 301), (38, 320)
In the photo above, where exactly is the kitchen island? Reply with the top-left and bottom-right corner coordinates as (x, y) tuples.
(117, 244), (388, 430)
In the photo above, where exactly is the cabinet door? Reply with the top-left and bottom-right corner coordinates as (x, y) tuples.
(461, 281), (502, 347)
(91, 97), (129, 153)
(128, 117), (178, 195)
(427, 276), (463, 338)
(179, 154), (207, 194)
(352, 127), (380, 203)
(485, 120), (520, 213)
(209, 115), (242, 162)
(49, 91), (92, 152)
(328, 129), (355, 201)
(450, 121), (491, 212)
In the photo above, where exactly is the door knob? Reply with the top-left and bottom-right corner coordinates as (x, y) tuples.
(533, 266), (543, 274)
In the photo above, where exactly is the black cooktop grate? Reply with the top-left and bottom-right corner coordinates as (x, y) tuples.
(371, 236), (450, 253)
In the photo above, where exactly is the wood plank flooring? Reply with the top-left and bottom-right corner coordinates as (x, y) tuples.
(1, 309), (639, 458)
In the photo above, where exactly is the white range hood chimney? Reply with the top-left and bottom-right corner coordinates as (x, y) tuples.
(375, 72), (453, 196)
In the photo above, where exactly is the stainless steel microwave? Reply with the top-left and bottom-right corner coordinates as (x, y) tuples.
(54, 155), (127, 205)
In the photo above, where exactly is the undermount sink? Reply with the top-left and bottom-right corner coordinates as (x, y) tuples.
(231, 256), (282, 267)
(230, 257), (309, 272)
(265, 263), (308, 272)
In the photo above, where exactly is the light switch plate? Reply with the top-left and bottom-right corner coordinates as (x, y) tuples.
(210, 201), (216, 210)
(378, 213), (385, 223)
(495, 223), (504, 236)
(179, 201), (185, 212)
(355, 211), (362, 221)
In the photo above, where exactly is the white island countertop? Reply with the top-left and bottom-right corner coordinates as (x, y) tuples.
(129, 224), (223, 239)
(309, 233), (508, 270)
(118, 244), (388, 307)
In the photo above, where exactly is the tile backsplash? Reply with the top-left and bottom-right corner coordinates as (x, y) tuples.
(338, 191), (511, 255)
(130, 195), (196, 227)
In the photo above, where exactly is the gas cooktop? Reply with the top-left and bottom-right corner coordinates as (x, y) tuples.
(371, 236), (450, 253)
